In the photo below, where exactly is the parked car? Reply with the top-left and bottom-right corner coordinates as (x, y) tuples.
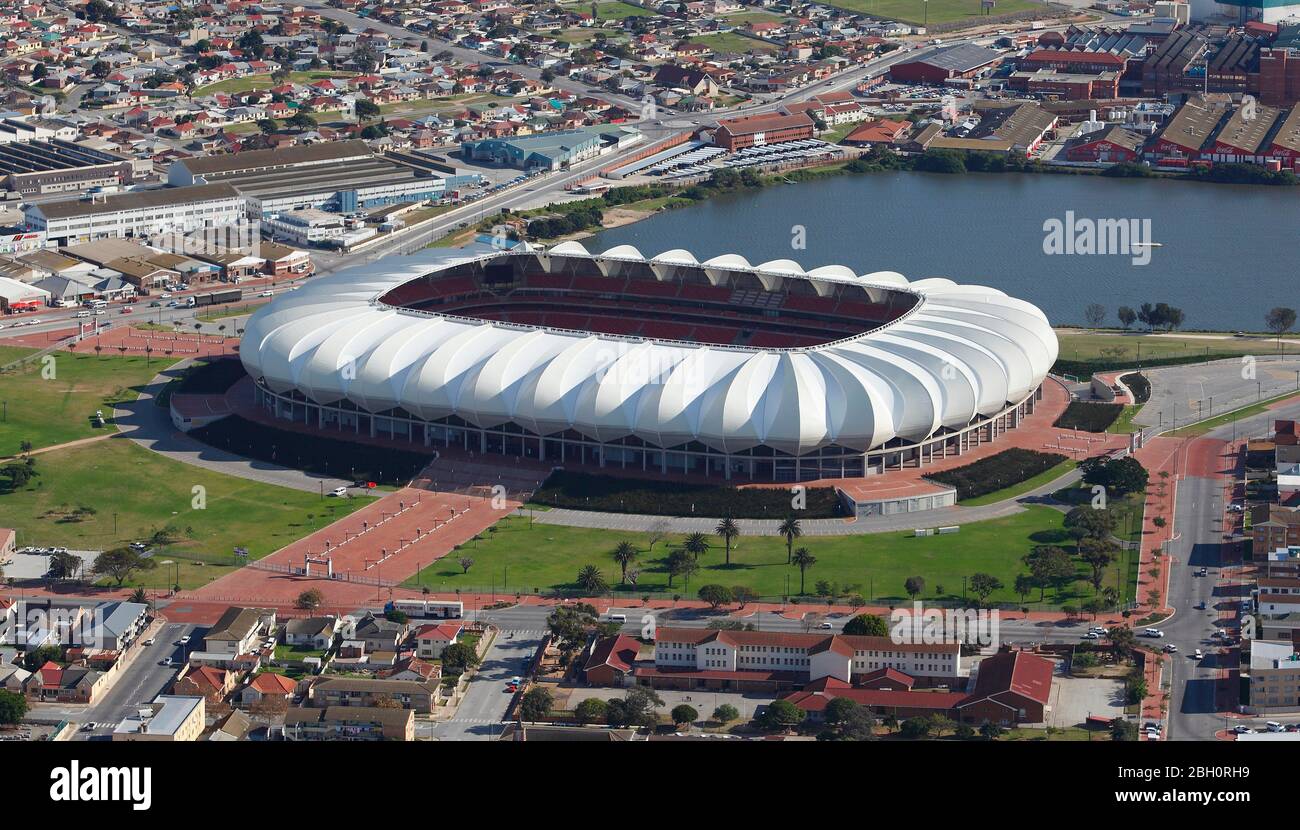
(1193, 649), (1203, 659)
(178, 635), (191, 646)
(330, 486), (349, 497)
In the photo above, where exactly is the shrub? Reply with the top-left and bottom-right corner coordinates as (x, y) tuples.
(1054, 401), (1123, 433)
(531, 470), (842, 519)
(1120, 372), (1150, 404)
(927, 449), (1068, 501)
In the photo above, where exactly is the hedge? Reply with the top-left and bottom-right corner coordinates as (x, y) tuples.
(189, 415), (432, 486)
(1054, 401), (1124, 433)
(174, 356), (248, 396)
(927, 449), (1069, 501)
(1120, 372), (1150, 404)
(531, 470), (843, 518)
(1052, 352), (1236, 378)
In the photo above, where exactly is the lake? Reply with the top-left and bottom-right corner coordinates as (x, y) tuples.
(587, 170), (1300, 331)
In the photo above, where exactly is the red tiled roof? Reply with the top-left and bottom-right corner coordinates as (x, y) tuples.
(958, 650), (1054, 708)
(414, 622), (462, 641)
(584, 634), (640, 675)
(785, 676), (968, 713)
(654, 627), (958, 655)
(250, 672), (297, 694)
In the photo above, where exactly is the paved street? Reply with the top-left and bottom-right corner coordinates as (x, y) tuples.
(429, 633), (539, 740)
(1136, 355), (1300, 431)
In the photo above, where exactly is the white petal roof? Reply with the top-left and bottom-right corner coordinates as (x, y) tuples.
(240, 243), (1058, 455)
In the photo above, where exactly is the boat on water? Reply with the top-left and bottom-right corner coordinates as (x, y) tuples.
(1131, 242), (1163, 248)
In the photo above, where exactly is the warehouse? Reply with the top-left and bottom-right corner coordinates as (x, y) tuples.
(1150, 95), (1226, 159)
(169, 141), (478, 218)
(0, 275), (49, 312)
(23, 183), (245, 247)
(461, 125), (643, 170)
(888, 44), (1003, 85)
(1008, 68), (1121, 100)
(1206, 101), (1282, 163)
(0, 139), (137, 196)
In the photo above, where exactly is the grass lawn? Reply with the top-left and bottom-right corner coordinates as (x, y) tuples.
(0, 346), (165, 456)
(0, 439), (372, 590)
(403, 506), (1133, 607)
(958, 459), (1076, 506)
(559, 0), (656, 19)
(1053, 328), (1300, 368)
(689, 32), (777, 54)
(720, 10), (786, 24)
(823, 0), (1042, 25)
(193, 70), (356, 97)
(1166, 390), (1300, 437)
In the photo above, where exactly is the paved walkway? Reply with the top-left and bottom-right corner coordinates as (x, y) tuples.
(112, 361), (351, 495)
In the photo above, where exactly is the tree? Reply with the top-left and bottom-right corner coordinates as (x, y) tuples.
(607, 687), (663, 728)
(575, 697), (608, 724)
(288, 110), (317, 130)
(968, 572), (1003, 606)
(904, 575), (925, 599)
(519, 686), (553, 721)
(791, 547), (816, 595)
(1078, 538), (1116, 593)
(612, 540), (638, 584)
(441, 642), (480, 674)
(825, 696), (859, 725)
(1108, 625), (1137, 664)
(1024, 546), (1075, 601)
(1266, 307), (1297, 351)
(238, 29), (266, 59)
(731, 585), (759, 609)
(1014, 573), (1038, 605)
(778, 515), (802, 564)
(295, 589), (323, 610)
(979, 721), (1004, 740)
(354, 98), (381, 120)
(670, 704), (698, 727)
(681, 532), (710, 560)
(92, 547), (156, 587)
(697, 584), (733, 609)
(759, 698), (805, 731)
(576, 565), (609, 594)
(713, 703), (739, 723)
(1111, 718), (1139, 741)
(666, 549), (698, 590)
(1084, 303), (1106, 329)
(0, 689), (27, 725)
(1080, 455), (1149, 496)
(842, 613), (888, 636)
(1117, 306), (1136, 330)
(715, 516), (740, 565)
(457, 556), (474, 574)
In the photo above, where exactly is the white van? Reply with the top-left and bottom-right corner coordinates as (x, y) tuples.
(1267, 721), (1284, 732)
(85, 299), (108, 310)
(607, 614), (627, 623)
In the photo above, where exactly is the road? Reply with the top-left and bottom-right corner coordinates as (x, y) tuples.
(428, 633), (539, 740)
(30, 621), (197, 739)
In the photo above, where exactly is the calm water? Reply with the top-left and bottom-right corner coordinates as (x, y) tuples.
(588, 171), (1300, 331)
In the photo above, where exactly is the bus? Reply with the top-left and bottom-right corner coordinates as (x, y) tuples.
(385, 599), (464, 620)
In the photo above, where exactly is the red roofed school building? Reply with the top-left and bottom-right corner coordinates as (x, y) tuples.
(784, 650), (1055, 726)
(583, 634), (641, 686)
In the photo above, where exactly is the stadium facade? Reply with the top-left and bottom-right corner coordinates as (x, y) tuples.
(239, 243), (1058, 482)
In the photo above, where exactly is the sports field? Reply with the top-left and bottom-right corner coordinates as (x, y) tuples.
(823, 0), (1041, 26)
(404, 506), (1136, 607)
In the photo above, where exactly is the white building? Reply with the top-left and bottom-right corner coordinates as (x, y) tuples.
(653, 628), (964, 682)
(264, 208), (348, 247)
(24, 183), (245, 246)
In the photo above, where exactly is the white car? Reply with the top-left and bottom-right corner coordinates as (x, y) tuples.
(1193, 649), (1204, 660)
(1163, 643), (1178, 653)
(1082, 632), (1099, 640)
(1232, 725), (1254, 734)
(159, 657), (173, 667)
(816, 622), (833, 630)
(142, 637), (155, 646)
(1227, 503), (1244, 512)
(178, 635), (191, 646)
(330, 486), (349, 497)
(259, 290), (274, 297)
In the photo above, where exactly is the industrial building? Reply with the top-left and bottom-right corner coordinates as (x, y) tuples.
(710, 111), (815, 151)
(168, 140), (479, 218)
(461, 125), (643, 170)
(23, 183), (245, 247)
(888, 44), (1004, 85)
(0, 139), (138, 196)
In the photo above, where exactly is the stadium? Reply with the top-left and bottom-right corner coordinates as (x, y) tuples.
(238, 242), (1058, 483)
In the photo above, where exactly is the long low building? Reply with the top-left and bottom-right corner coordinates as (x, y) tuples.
(0, 138), (137, 197)
(24, 183), (245, 247)
(462, 125), (643, 170)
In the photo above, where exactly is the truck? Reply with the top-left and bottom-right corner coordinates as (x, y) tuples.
(189, 288), (243, 308)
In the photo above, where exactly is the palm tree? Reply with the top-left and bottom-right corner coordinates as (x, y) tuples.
(791, 547), (816, 596)
(682, 532), (710, 561)
(778, 515), (802, 564)
(612, 540), (637, 584)
(715, 516), (740, 566)
(576, 565), (608, 595)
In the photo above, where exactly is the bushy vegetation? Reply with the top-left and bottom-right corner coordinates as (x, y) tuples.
(928, 449), (1069, 501)
(189, 415), (431, 485)
(1120, 372), (1150, 404)
(531, 470), (843, 518)
(1190, 162), (1298, 186)
(1054, 401), (1124, 433)
(1052, 350), (1233, 379)
(173, 357), (249, 395)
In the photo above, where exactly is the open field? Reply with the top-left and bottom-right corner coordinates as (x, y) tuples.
(403, 506), (1135, 607)
(0, 439), (372, 590)
(559, 0), (656, 19)
(1054, 328), (1300, 367)
(0, 347), (164, 455)
(822, 0), (1042, 25)
(193, 70), (356, 96)
(688, 32), (778, 53)
(720, 10), (787, 24)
